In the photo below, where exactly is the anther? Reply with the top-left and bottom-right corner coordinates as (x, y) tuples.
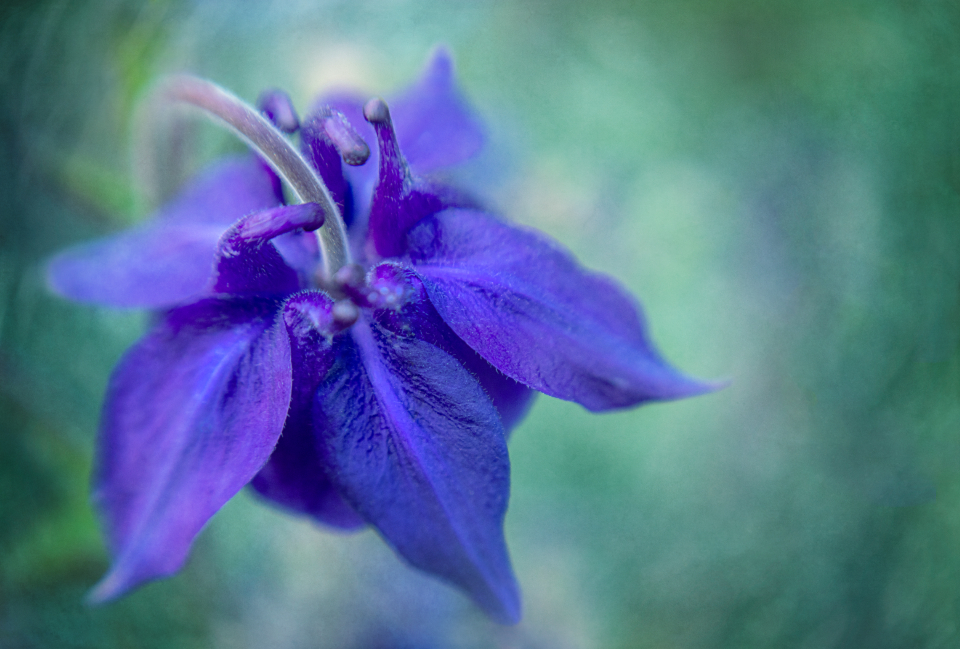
(363, 97), (390, 124)
(331, 300), (360, 330)
(256, 89), (300, 133)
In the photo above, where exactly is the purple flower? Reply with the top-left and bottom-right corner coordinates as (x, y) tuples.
(47, 48), (715, 624)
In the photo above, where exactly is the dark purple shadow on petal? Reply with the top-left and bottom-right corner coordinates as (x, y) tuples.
(314, 316), (520, 624)
(408, 209), (719, 412)
(47, 156), (283, 309)
(250, 291), (365, 530)
(368, 262), (534, 433)
(89, 297), (292, 602)
(209, 203), (323, 297)
(390, 46), (486, 173)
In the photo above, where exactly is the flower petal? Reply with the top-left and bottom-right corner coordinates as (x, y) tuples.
(47, 221), (228, 308)
(250, 422), (365, 530)
(47, 156), (283, 308)
(314, 316), (520, 623)
(209, 203), (323, 297)
(89, 297), (292, 602)
(390, 46), (485, 173)
(250, 292), (365, 530)
(407, 209), (717, 411)
(161, 156), (283, 227)
(368, 262), (534, 432)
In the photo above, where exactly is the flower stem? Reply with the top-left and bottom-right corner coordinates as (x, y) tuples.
(157, 74), (351, 279)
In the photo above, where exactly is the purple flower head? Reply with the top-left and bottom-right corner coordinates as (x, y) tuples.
(47, 47), (717, 624)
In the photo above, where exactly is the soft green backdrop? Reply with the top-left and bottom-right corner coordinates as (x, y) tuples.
(2, 1), (959, 647)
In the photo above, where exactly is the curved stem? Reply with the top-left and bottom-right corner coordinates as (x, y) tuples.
(156, 74), (351, 279)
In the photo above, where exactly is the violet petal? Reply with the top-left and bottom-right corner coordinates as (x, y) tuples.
(390, 46), (485, 173)
(251, 292), (365, 530)
(314, 317), (520, 624)
(158, 155), (284, 227)
(89, 297), (292, 602)
(368, 262), (534, 432)
(408, 209), (717, 411)
(47, 156), (283, 308)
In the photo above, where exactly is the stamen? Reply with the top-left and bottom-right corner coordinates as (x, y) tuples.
(331, 300), (360, 330)
(304, 107), (371, 167)
(282, 293), (335, 338)
(155, 75), (352, 280)
(363, 98), (413, 258)
(256, 89), (300, 133)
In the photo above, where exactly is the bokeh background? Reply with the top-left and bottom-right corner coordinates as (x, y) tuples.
(3, 0), (960, 647)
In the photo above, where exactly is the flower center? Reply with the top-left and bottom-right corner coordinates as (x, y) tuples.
(323, 262), (413, 332)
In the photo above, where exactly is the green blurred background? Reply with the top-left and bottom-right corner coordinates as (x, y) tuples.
(2, 0), (960, 647)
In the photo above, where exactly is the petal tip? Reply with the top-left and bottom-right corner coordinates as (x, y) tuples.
(44, 252), (71, 298)
(664, 371), (730, 400)
(485, 578), (522, 625)
(85, 564), (135, 606)
(425, 44), (455, 82)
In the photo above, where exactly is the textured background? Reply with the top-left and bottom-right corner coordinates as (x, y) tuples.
(2, 1), (960, 647)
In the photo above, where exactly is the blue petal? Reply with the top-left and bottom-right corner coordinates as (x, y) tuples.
(89, 297), (292, 602)
(314, 316), (520, 624)
(251, 292), (365, 530)
(160, 156), (283, 228)
(368, 262), (534, 432)
(250, 422), (365, 530)
(407, 209), (718, 411)
(390, 46), (486, 173)
(47, 156), (282, 308)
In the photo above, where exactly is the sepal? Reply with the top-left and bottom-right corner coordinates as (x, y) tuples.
(314, 317), (521, 623)
(408, 209), (717, 411)
(89, 297), (292, 601)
